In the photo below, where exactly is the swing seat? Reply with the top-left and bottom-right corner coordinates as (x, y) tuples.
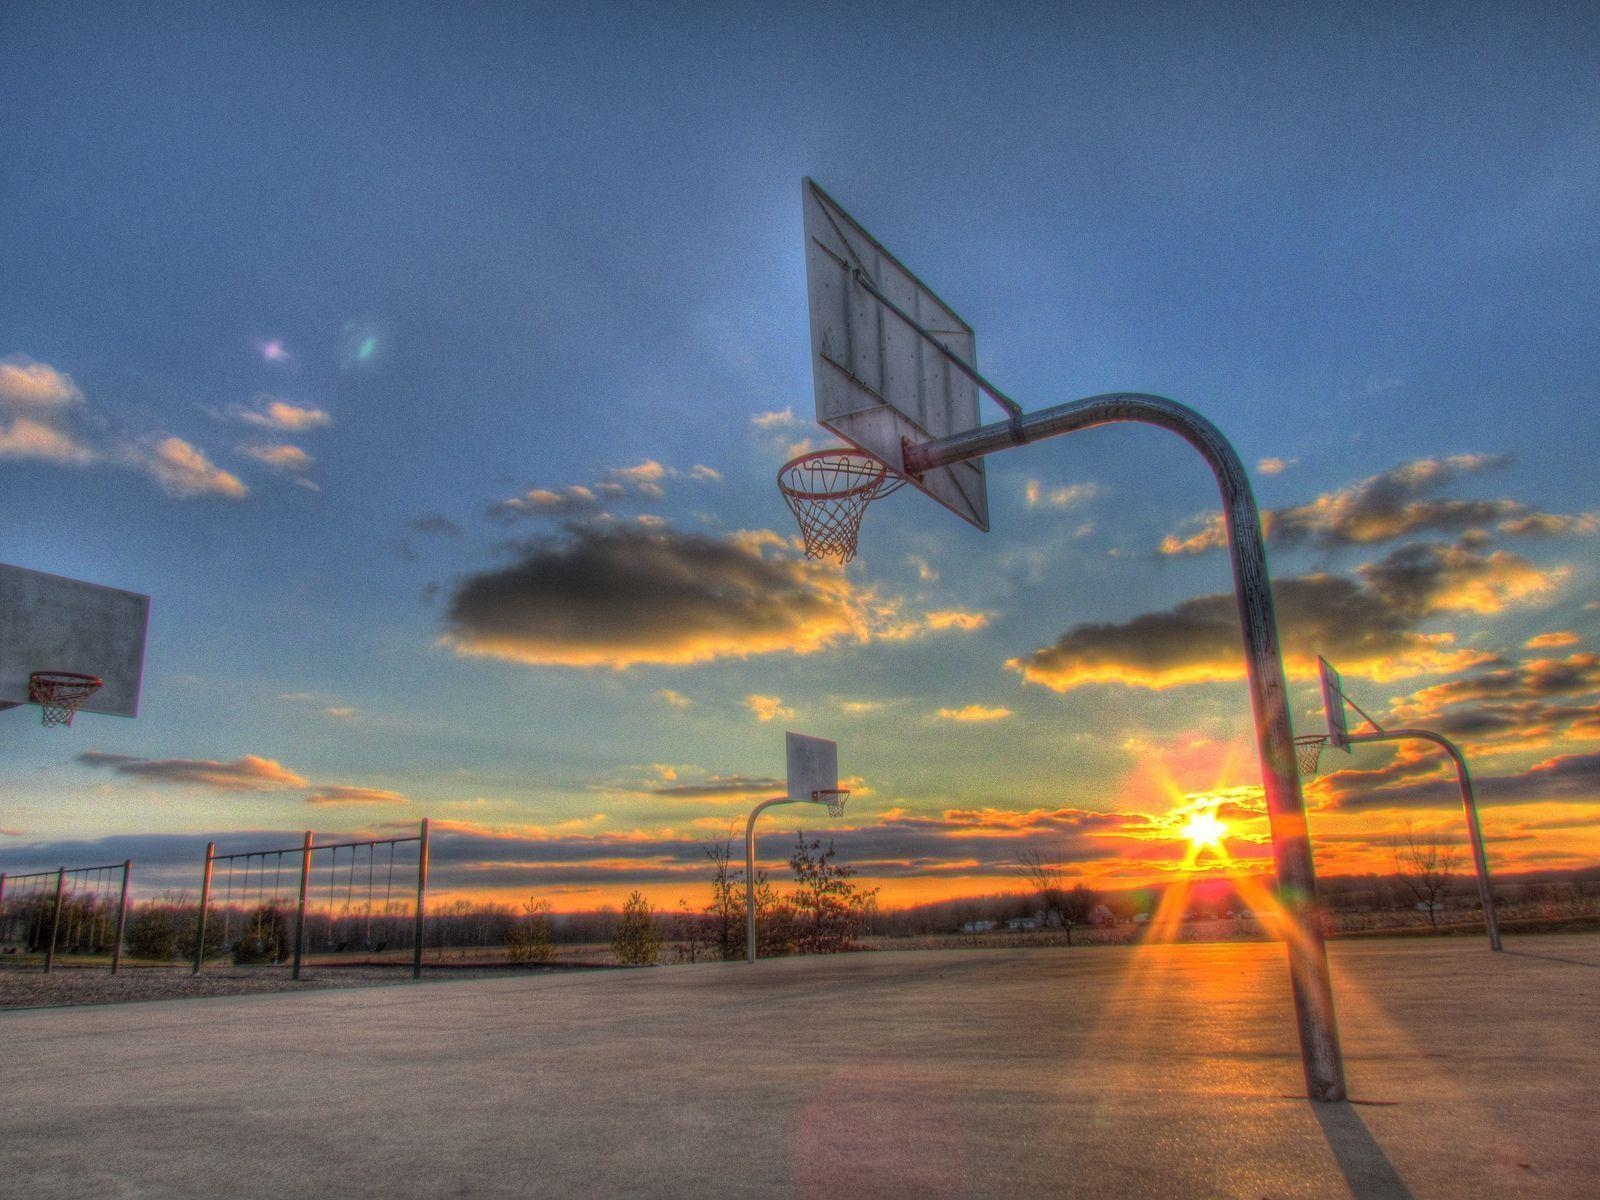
(373, 941), (387, 954)
(335, 941), (348, 953)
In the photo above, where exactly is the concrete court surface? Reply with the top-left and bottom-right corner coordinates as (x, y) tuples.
(1, 936), (1596, 1199)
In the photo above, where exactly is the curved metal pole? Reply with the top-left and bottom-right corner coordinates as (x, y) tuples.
(746, 796), (802, 964)
(1346, 729), (1501, 951)
(906, 392), (1347, 1101)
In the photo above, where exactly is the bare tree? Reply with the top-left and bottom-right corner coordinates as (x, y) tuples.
(1393, 824), (1460, 933)
(1010, 847), (1098, 945)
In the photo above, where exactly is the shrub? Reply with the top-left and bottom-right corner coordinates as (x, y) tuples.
(232, 904), (291, 965)
(611, 891), (658, 965)
(505, 898), (556, 964)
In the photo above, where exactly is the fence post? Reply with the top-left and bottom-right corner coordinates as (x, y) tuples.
(292, 831), (314, 980)
(112, 861), (131, 975)
(412, 818), (430, 980)
(193, 842), (215, 975)
(45, 867), (65, 974)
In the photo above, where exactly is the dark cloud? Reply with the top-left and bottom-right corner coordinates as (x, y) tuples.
(1316, 747), (1600, 811)
(440, 523), (878, 668)
(1010, 538), (1557, 691)
(1161, 454), (1595, 555)
(76, 751), (307, 791)
(1395, 653), (1600, 715)
(407, 514), (462, 538)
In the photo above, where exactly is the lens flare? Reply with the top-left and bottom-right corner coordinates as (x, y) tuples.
(339, 316), (387, 370)
(1182, 810), (1227, 850)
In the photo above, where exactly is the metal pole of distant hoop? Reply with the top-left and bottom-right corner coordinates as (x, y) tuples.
(1344, 729), (1501, 951)
(904, 392), (1347, 1102)
(745, 797), (799, 965)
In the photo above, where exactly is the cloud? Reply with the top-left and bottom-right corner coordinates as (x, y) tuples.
(649, 775), (785, 800)
(138, 436), (248, 499)
(241, 442), (314, 473)
(1010, 539), (1555, 692)
(1319, 748), (1600, 811)
(935, 705), (1013, 723)
(232, 397), (332, 431)
(1392, 653), (1600, 717)
(1025, 480), (1099, 509)
(305, 786), (408, 807)
(77, 751), (306, 791)
(491, 486), (601, 519)
(1257, 456), (1298, 476)
(1496, 513), (1600, 537)
(922, 611), (990, 633)
(0, 355), (97, 464)
(657, 688), (692, 709)
(0, 356), (83, 408)
(596, 460), (667, 499)
(1525, 631), (1580, 650)
(745, 694), (794, 723)
(751, 408), (802, 429)
(1159, 455), (1592, 555)
(840, 700), (883, 715)
(407, 514), (463, 538)
(441, 522), (941, 669)
(690, 464), (722, 483)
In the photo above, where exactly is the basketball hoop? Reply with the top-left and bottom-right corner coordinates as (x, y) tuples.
(1295, 735), (1329, 778)
(778, 449), (904, 564)
(813, 788), (850, 819)
(29, 671), (103, 728)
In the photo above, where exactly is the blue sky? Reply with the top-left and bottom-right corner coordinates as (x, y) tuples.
(3, 2), (1598, 904)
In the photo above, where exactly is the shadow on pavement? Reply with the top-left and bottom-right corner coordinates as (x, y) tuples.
(1312, 1103), (1415, 1200)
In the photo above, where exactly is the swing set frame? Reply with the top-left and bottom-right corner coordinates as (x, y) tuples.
(194, 819), (430, 980)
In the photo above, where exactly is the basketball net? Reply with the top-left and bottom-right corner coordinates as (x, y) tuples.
(29, 672), (103, 728)
(778, 450), (903, 564)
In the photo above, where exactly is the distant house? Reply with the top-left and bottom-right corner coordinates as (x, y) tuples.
(961, 920), (997, 933)
(1089, 904), (1116, 926)
(1005, 916), (1039, 931)
(1130, 913), (1150, 925)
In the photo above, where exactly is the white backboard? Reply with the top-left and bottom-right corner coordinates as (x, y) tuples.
(1318, 657), (1351, 752)
(0, 563), (150, 718)
(802, 178), (989, 531)
(785, 731), (838, 803)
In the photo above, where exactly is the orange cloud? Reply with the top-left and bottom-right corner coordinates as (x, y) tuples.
(77, 751), (305, 791)
(140, 436), (248, 499)
(1526, 631), (1580, 649)
(935, 704), (1013, 723)
(306, 786), (409, 806)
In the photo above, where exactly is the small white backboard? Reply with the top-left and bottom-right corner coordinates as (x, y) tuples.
(1318, 657), (1351, 752)
(785, 731), (839, 802)
(802, 178), (989, 531)
(0, 563), (150, 719)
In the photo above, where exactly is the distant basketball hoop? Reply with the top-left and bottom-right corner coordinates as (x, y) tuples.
(29, 671), (104, 728)
(777, 449), (903, 564)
